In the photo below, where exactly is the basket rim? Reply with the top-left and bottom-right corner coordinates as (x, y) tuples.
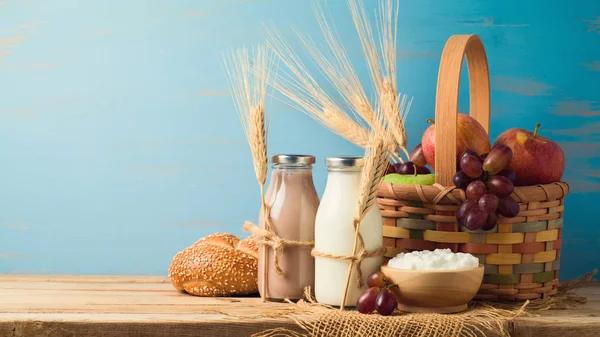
(377, 181), (569, 206)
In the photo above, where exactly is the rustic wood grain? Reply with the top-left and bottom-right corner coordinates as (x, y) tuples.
(0, 275), (598, 337)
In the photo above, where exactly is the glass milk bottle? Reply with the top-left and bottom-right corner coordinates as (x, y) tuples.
(314, 156), (384, 307)
(258, 154), (319, 301)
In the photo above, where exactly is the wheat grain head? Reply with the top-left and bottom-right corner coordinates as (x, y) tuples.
(356, 111), (393, 221)
(265, 25), (371, 149)
(348, 0), (410, 158)
(222, 45), (273, 185)
(292, 2), (376, 129)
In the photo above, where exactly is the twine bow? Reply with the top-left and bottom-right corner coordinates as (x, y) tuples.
(349, 217), (387, 288)
(243, 217), (314, 276)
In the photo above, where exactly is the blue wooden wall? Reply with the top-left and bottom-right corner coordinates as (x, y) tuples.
(0, 0), (598, 280)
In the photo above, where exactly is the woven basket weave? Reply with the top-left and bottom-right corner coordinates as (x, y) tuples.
(377, 34), (569, 302)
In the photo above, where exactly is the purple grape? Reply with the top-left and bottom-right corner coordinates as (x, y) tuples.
(497, 168), (516, 182)
(357, 287), (380, 314)
(464, 207), (488, 231)
(483, 145), (513, 175)
(416, 166), (431, 174)
(367, 272), (389, 289)
(457, 199), (477, 225)
(397, 161), (416, 175)
(460, 149), (478, 161)
(498, 197), (520, 218)
(460, 154), (483, 179)
(391, 162), (403, 174)
(481, 212), (498, 231)
(453, 171), (473, 189)
(466, 181), (487, 200)
(375, 288), (397, 316)
(480, 153), (489, 162)
(385, 163), (395, 175)
(478, 194), (499, 213)
(487, 175), (514, 198)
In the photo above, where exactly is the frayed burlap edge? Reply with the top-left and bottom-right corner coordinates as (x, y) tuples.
(251, 269), (597, 337)
(493, 268), (598, 312)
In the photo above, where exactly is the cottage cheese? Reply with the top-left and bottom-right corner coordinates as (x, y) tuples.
(388, 249), (479, 270)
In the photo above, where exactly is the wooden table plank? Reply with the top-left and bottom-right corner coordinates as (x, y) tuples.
(0, 275), (598, 337)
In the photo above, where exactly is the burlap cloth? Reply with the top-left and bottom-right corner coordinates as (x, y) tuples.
(250, 269), (597, 337)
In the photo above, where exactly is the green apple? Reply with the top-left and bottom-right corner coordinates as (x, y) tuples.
(382, 173), (435, 186)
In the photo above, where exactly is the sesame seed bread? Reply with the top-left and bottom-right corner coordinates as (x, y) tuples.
(168, 232), (258, 296)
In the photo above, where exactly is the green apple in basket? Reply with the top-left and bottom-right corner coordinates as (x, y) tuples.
(383, 173), (435, 186)
(383, 144), (435, 186)
(383, 162), (435, 186)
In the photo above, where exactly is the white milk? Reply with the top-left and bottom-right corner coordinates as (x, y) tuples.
(314, 157), (383, 307)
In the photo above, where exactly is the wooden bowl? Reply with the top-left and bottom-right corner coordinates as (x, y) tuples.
(380, 264), (484, 314)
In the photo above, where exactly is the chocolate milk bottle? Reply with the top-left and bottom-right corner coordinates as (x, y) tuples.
(258, 154), (319, 301)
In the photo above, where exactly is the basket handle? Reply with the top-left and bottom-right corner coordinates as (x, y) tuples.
(434, 34), (491, 186)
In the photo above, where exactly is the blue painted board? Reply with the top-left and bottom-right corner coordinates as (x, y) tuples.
(0, 0), (598, 279)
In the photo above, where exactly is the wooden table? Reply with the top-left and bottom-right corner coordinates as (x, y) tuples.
(1, 275), (598, 337)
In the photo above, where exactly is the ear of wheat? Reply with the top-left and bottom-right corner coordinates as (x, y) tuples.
(348, 0), (410, 159)
(356, 112), (393, 223)
(339, 108), (393, 310)
(222, 45), (274, 302)
(222, 45), (272, 186)
(265, 26), (371, 149)
(293, 1), (376, 130)
(265, 0), (411, 161)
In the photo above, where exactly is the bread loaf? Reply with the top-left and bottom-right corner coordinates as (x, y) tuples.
(168, 232), (258, 296)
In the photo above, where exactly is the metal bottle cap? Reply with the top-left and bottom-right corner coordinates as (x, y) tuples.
(324, 156), (365, 168)
(272, 154), (316, 165)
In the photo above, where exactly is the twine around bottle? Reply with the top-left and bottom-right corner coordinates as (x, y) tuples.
(311, 217), (386, 288)
(242, 203), (314, 276)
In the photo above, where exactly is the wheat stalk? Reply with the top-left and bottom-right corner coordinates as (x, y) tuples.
(348, 0), (383, 93)
(323, 107), (371, 148)
(339, 109), (392, 310)
(265, 0), (411, 161)
(356, 116), (393, 222)
(222, 44), (274, 302)
(292, 2), (376, 129)
(222, 45), (272, 186)
(264, 25), (371, 149)
(348, 0), (410, 159)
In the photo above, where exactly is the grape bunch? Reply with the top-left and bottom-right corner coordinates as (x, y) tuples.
(385, 144), (431, 176)
(454, 145), (520, 231)
(356, 272), (398, 316)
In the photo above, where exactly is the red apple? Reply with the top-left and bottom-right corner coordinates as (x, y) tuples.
(494, 124), (565, 186)
(421, 114), (491, 171)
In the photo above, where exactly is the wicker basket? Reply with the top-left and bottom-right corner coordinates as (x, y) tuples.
(377, 34), (569, 302)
